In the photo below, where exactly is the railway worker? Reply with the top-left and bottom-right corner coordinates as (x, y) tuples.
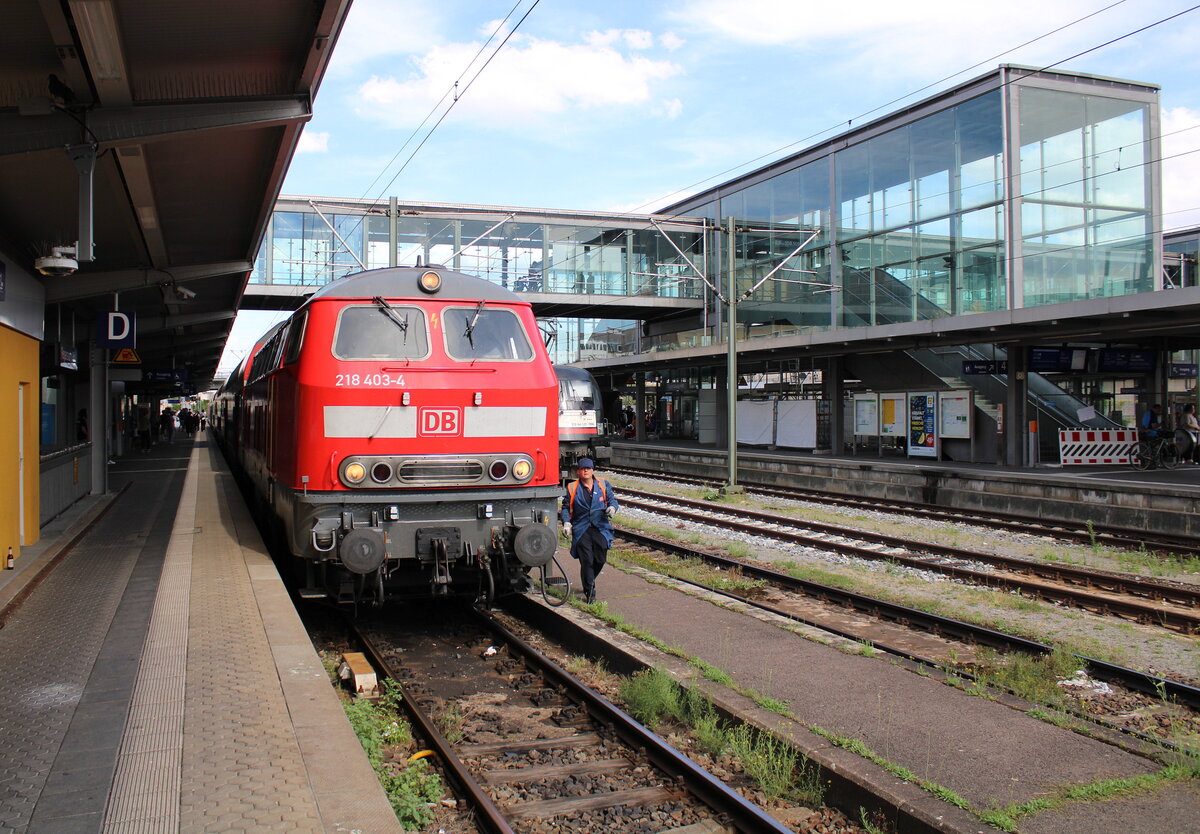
(560, 457), (619, 603)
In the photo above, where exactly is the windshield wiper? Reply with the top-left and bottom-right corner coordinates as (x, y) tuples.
(463, 300), (485, 348)
(373, 296), (409, 343)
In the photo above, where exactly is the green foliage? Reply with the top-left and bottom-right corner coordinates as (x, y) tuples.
(972, 646), (1078, 707)
(437, 702), (465, 744)
(694, 710), (728, 757)
(728, 724), (801, 800)
(619, 667), (681, 729)
(343, 681), (442, 830)
(381, 758), (443, 828)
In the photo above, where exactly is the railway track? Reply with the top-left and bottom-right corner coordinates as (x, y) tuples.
(610, 525), (1200, 719)
(351, 607), (794, 834)
(607, 465), (1200, 559)
(618, 488), (1200, 635)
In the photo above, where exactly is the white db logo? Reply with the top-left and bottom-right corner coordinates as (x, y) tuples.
(419, 407), (461, 436)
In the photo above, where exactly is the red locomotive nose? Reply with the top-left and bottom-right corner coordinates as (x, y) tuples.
(213, 265), (562, 607)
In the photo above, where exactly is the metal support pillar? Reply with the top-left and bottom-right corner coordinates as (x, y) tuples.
(635, 373), (646, 442)
(388, 196), (398, 267)
(722, 216), (742, 493)
(89, 344), (107, 495)
(827, 355), (845, 456)
(1005, 347), (1029, 467)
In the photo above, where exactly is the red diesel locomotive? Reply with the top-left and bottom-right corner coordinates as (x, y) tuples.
(214, 266), (561, 604)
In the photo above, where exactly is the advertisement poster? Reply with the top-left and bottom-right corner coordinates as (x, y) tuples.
(853, 394), (878, 435)
(938, 390), (972, 439)
(879, 393), (905, 436)
(907, 392), (937, 457)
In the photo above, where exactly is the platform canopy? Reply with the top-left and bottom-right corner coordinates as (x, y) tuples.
(0, 0), (353, 389)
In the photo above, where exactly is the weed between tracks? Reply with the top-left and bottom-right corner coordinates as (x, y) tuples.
(341, 679), (444, 830)
(618, 667), (823, 804)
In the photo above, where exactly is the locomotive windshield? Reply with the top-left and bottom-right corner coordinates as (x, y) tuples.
(444, 306), (534, 361)
(559, 376), (595, 409)
(333, 304), (429, 360)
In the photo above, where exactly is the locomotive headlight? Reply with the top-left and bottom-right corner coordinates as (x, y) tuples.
(489, 460), (509, 480)
(371, 462), (393, 483)
(418, 270), (442, 294)
(512, 458), (532, 480)
(343, 461), (366, 484)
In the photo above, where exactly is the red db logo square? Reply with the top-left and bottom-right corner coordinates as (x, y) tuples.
(419, 407), (462, 436)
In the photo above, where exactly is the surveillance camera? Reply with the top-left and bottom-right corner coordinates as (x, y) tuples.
(173, 285), (197, 300)
(35, 253), (78, 277)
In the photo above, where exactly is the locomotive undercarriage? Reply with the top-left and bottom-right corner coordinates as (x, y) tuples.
(275, 483), (563, 606)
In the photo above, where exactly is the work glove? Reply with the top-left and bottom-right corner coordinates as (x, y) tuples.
(605, 505), (617, 518)
(562, 522), (572, 537)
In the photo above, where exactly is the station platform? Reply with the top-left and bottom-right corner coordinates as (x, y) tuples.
(0, 436), (400, 833)
(610, 439), (1200, 539)
(549, 553), (1200, 833)
(612, 437), (1200, 490)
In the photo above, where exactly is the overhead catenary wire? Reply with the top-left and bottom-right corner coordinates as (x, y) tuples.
(253, 1), (1200, 362)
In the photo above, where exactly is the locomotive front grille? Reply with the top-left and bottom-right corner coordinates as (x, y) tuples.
(396, 458), (484, 486)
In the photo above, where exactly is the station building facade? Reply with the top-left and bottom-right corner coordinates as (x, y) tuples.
(661, 64), (1161, 345)
(240, 65), (1192, 459)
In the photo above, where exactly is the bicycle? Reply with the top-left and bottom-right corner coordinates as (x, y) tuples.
(1130, 433), (1181, 471)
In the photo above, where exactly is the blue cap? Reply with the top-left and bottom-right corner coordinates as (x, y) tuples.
(576, 457), (595, 469)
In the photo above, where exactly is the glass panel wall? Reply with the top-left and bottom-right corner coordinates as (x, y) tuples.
(251, 207), (705, 305)
(260, 211), (366, 285)
(722, 162), (834, 339)
(1018, 85), (1152, 305)
(835, 89), (1006, 328)
(544, 317), (638, 364)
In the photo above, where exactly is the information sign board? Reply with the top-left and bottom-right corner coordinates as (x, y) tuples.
(907, 392), (938, 457)
(938, 390), (972, 439)
(853, 394), (878, 435)
(879, 393), (905, 436)
(962, 360), (1007, 375)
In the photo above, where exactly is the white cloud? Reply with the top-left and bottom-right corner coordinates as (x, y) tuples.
(354, 31), (682, 130)
(665, 0), (1181, 84)
(660, 32), (685, 51)
(674, 0), (1093, 46)
(325, 0), (443, 76)
(1160, 105), (1200, 231)
(657, 98), (683, 119)
(297, 131), (330, 153)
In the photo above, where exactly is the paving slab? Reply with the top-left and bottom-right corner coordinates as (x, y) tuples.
(0, 436), (402, 833)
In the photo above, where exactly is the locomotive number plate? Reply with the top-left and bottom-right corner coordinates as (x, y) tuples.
(335, 373), (407, 387)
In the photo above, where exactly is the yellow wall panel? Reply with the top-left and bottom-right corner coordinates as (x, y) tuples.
(0, 325), (40, 556)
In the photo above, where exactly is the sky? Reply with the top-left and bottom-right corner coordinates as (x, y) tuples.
(217, 0), (1200, 375)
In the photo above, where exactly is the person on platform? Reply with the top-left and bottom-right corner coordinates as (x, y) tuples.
(560, 457), (619, 603)
(1184, 403), (1200, 463)
(1141, 403), (1163, 438)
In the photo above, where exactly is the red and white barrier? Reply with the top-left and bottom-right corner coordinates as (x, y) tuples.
(1058, 429), (1137, 465)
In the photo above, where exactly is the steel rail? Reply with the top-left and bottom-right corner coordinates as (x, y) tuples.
(613, 526), (1200, 710)
(470, 607), (795, 834)
(352, 627), (517, 834)
(608, 465), (1200, 559)
(620, 490), (1200, 634)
